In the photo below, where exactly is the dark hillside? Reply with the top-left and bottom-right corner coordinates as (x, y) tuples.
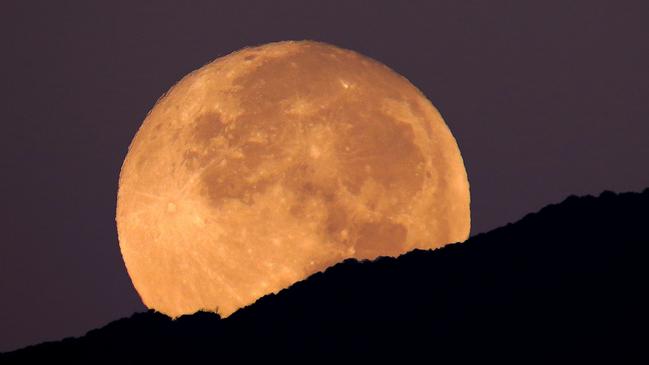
(3, 188), (648, 363)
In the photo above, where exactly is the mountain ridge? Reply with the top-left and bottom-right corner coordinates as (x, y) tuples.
(3, 188), (648, 362)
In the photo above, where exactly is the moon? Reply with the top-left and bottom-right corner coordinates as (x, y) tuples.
(116, 40), (470, 318)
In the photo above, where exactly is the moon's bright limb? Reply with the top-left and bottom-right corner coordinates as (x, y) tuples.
(116, 40), (470, 317)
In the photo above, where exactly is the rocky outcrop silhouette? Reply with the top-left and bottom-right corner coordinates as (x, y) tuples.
(2, 188), (648, 363)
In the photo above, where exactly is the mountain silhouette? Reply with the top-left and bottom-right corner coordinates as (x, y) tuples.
(2, 188), (648, 363)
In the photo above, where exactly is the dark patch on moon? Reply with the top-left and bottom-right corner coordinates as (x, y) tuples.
(324, 205), (349, 240)
(197, 113), (286, 208)
(284, 161), (338, 217)
(337, 108), (425, 201)
(354, 219), (408, 259)
(193, 112), (225, 146)
(202, 165), (274, 207)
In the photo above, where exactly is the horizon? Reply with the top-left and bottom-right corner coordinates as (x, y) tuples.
(3, 185), (647, 354)
(3, 186), (647, 360)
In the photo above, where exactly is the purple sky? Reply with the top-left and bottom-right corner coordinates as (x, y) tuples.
(1, 0), (648, 352)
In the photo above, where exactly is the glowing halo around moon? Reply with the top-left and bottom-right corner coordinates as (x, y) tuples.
(116, 40), (470, 318)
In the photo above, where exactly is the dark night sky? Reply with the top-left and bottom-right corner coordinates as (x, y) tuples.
(1, 0), (648, 352)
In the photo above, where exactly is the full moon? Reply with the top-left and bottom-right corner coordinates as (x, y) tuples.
(116, 40), (470, 318)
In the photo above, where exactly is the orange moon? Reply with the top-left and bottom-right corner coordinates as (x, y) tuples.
(116, 40), (470, 318)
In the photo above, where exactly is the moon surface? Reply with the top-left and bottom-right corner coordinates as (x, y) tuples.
(116, 40), (470, 318)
